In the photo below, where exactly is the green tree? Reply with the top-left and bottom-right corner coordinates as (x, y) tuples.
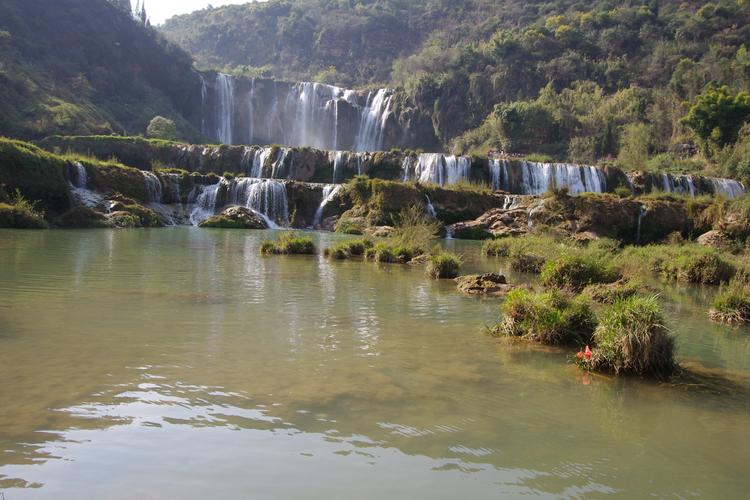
(146, 116), (179, 141)
(682, 86), (750, 149)
(617, 123), (651, 171)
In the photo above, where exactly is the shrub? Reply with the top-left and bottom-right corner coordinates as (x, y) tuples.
(582, 296), (676, 379)
(335, 217), (364, 235)
(324, 243), (350, 260)
(426, 252), (462, 279)
(709, 280), (750, 325)
(390, 205), (441, 253)
(146, 116), (179, 141)
(541, 253), (618, 291)
(494, 289), (597, 346)
(261, 232), (316, 255)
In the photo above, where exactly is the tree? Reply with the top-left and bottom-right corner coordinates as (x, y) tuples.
(682, 86), (750, 149)
(146, 116), (179, 140)
(617, 123), (651, 170)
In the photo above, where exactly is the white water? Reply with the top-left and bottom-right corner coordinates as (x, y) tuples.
(491, 160), (608, 195)
(142, 171), (163, 203)
(68, 162), (103, 208)
(710, 178), (746, 199)
(188, 181), (224, 226)
(203, 75), (392, 151)
(354, 89), (393, 152)
(215, 73), (235, 144)
(403, 154), (472, 186)
(313, 184), (342, 228)
(425, 195), (437, 218)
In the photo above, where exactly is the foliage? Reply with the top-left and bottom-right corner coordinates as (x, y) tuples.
(0, 0), (198, 139)
(494, 289), (597, 346)
(261, 232), (316, 255)
(0, 189), (47, 229)
(583, 295), (676, 379)
(324, 238), (373, 260)
(682, 86), (750, 149)
(146, 116), (180, 141)
(426, 251), (462, 279)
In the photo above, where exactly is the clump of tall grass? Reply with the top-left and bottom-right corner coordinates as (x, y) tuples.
(582, 279), (643, 304)
(323, 238), (373, 260)
(493, 289), (597, 346)
(709, 279), (750, 325)
(261, 232), (316, 255)
(615, 244), (736, 285)
(426, 251), (462, 279)
(581, 295), (676, 379)
(541, 253), (619, 292)
(0, 189), (47, 229)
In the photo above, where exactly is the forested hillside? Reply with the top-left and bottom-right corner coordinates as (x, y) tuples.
(0, 0), (201, 139)
(162, 0), (750, 182)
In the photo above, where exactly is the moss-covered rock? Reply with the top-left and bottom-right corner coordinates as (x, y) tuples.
(199, 206), (268, 229)
(455, 273), (516, 297)
(55, 206), (111, 228)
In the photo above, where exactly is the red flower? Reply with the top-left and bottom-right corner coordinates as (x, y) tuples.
(576, 350), (583, 359)
(584, 346), (592, 360)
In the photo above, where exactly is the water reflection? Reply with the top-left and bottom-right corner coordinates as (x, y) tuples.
(0, 228), (748, 498)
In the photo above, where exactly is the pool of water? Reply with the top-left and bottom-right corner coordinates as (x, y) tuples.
(0, 228), (748, 498)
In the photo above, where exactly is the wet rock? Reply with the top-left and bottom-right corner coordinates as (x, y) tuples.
(364, 225), (394, 238)
(199, 206), (268, 229)
(455, 273), (516, 297)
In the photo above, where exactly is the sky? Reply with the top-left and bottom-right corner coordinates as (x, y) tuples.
(144, 0), (256, 25)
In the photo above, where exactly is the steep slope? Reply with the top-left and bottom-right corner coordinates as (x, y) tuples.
(0, 0), (202, 139)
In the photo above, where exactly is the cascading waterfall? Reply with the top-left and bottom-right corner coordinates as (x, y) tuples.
(331, 151), (346, 183)
(403, 154), (472, 186)
(188, 178), (289, 227)
(188, 180), (224, 225)
(711, 178), (746, 199)
(228, 178), (289, 228)
(354, 89), (393, 152)
(251, 147), (273, 178)
(313, 184), (342, 227)
(660, 173), (696, 197)
(492, 160), (608, 195)
(142, 171), (163, 203)
(202, 74), (392, 151)
(71, 162), (88, 189)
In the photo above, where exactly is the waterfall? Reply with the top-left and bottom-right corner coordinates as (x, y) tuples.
(355, 88), (393, 152)
(313, 184), (342, 227)
(403, 154), (471, 186)
(188, 180), (224, 225)
(270, 148), (291, 179)
(142, 171), (163, 203)
(500, 161), (608, 195)
(240, 147), (255, 175)
(216, 73), (235, 144)
(201, 74), (392, 151)
(251, 147), (273, 178)
(660, 173), (695, 196)
(71, 162), (88, 188)
(331, 151), (346, 183)
(710, 178), (746, 199)
(425, 195), (437, 218)
(636, 205), (648, 244)
(227, 178), (289, 228)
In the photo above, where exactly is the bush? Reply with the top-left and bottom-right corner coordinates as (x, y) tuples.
(390, 205), (441, 253)
(582, 279), (642, 304)
(335, 217), (364, 235)
(510, 252), (546, 273)
(494, 289), (597, 346)
(261, 232), (316, 255)
(426, 252), (462, 279)
(709, 280), (750, 325)
(541, 253), (618, 291)
(324, 243), (350, 260)
(146, 116), (180, 141)
(582, 296), (676, 379)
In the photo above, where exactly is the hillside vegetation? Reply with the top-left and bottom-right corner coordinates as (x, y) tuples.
(0, 0), (201, 139)
(162, 0), (750, 183)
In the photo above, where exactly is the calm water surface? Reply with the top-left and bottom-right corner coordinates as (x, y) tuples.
(0, 228), (748, 499)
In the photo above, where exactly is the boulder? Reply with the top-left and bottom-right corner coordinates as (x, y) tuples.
(199, 206), (268, 229)
(55, 206), (110, 228)
(697, 230), (730, 250)
(455, 273), (517, 297)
